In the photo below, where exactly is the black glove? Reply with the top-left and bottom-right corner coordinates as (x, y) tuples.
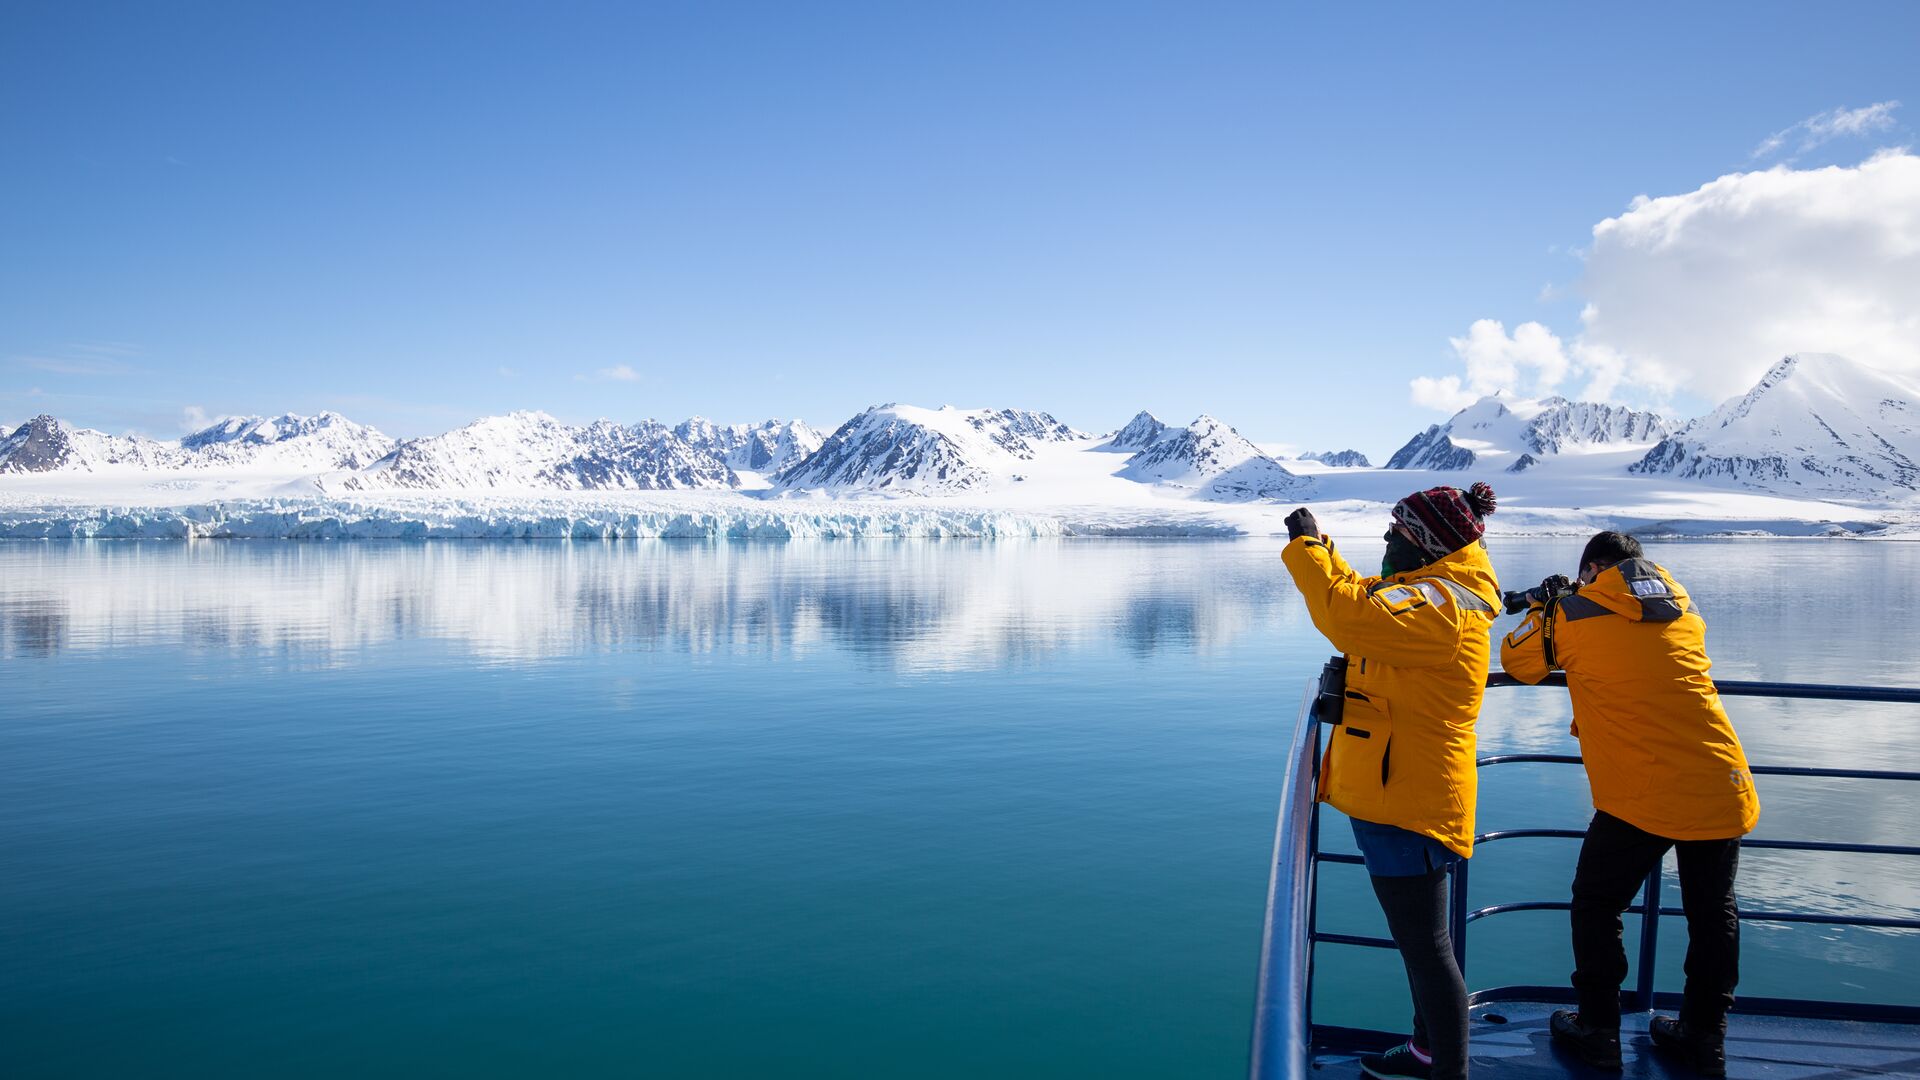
(1284, 507), (1320, 541)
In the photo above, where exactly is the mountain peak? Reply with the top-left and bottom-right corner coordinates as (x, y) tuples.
(776, 404), (1083, 494)
(0, 415), (175, 473)
(175, 410), (396, 469)
(1105, 410), (1167, 451)
(346, 412), (737, 492)
(673, 416), (822, 473)
(1633, 353), (1920, 498)
(1119, 415), (1308, 501)
(1296, 449), (1372, 468)
(1387, 393), (1670, 470)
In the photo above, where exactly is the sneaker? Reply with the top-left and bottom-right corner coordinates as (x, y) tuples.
(1358, 1039), (1432, 1080)
(1649, 1015), (1727, 1077)
(1549, 1009), (1622, 1070)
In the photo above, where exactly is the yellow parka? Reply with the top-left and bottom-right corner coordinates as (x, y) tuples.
(1499, 558), (1759, 841)
(1282, 535), (1500, 859)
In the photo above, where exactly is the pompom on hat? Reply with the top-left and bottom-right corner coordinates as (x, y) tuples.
(1391, 482), (1496, 562)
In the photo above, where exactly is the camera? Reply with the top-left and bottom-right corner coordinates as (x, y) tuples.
(1313, 655), (1348, 725)
(1502, 573), (1577, 615)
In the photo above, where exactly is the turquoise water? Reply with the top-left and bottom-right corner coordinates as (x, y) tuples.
(3, 539), (1916, 1077)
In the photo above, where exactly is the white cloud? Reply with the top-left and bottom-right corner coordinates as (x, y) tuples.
(1409, 374), (1476, 413)
(497, 365), (518, 379)
(1580, 149), (1920, 400)
(13, 355), (133, 376)
(1753, 101), (1901, 161)
(1412, 149), (1920, 411)
(181, 405), (211, 432)
(1410, 319), (1598, 412)
(1450, 319), (1572, 393)
(577, 364), (640, 383)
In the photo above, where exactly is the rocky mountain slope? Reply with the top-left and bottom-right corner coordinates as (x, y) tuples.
(180, 412), (395, 470)
(1387, 394), (1670, 472)
(672, 418), (822, 472)
(1118, 415), (1308, 500)
(0, 416), (181, 473)
(1630, 354), (1919, 499)
(774, 405), (1087, 494)
(1102, 411), (1168, 452)
(342, 412), (739, 491)
(1295, 449), (1371, 468)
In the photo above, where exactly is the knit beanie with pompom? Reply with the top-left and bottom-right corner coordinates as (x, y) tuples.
(1390, 482), (1497, 563)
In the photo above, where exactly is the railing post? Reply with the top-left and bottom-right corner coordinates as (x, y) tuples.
(1304, 717), (1325, 1037)
(1631, 864), (1662, 1013)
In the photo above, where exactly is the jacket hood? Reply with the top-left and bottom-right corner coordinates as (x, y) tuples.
(1579, 558), (1690, 623)
(1397, 539), (1500, 609)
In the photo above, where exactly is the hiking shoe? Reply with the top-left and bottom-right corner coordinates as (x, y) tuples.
(1650, 1015), (1727, 1077)
(1549, 1009), (1622, 1070)
(1358, 1040), (1432, 1080)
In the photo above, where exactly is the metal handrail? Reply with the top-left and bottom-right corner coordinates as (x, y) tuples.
(1479, 753), (1919, 784)
(1251, 674), (1920, 1078)
(1454, 681), (1920, 1011)
(1476, 824), (1920, 858)
(1486, 672), (1920, 703)
(1246, 682), (1323, 1080)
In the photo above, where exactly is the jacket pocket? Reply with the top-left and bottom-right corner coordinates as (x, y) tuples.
(1325, 693), (1393, 822)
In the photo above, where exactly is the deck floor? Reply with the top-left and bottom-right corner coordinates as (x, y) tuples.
(1311, 1001), (1920, 1079)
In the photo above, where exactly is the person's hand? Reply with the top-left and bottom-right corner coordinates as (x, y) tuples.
(1284, 507), (1320, 541)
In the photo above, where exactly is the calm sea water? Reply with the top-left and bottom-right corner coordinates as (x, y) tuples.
(3, 538), (1916, 1078)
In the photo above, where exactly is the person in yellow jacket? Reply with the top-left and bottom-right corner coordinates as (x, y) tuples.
(1501, 531), (1758, 1078)
(1283, 482), (1501, 1080)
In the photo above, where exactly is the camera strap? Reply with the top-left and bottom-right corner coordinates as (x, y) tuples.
(1541, 597), (1561, 670)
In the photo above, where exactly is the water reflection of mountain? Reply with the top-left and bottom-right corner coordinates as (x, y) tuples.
(0, 541), (1297, 671)
(9, 538), (1915, 937)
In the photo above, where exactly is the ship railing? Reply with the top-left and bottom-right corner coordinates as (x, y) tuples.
(1248, 674), (1920, 1080)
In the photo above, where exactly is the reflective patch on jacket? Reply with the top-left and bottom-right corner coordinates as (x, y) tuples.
(1616, 558), (1685, 621)
(1369, 583), (1427, 614)
(1430, 576), (1495, 614)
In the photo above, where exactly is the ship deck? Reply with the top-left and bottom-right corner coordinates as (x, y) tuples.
(1312, 1000), (1920, 1079)
(1253, 676), (1920, 1080)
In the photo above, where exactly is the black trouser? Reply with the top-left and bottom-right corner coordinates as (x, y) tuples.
(1570, 809), (1741, 1034)
(1370, 867), (1469, 1080)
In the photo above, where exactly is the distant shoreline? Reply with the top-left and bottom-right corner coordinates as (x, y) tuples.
(1, 493), (1910, 541)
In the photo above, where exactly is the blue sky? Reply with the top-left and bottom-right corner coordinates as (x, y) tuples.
(4, 2), (1918, 455)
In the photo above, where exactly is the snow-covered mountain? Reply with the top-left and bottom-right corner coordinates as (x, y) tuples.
(672, 417), (822, 472)
(1296, 449), (1372, 468)
(0, 416), (183, 472)
(775, 405), (1088, 494)
(1119, 415), (1308, 500)
(1, 411), (394, 476)
(180, 412), (395, 470)
(12, 367), (1912, 517)
(1103, 411), (1168, 452)
(542, 420), (741, 491)
(1387, 394), (1671, 472)
(1630, 354), (1920, 500)
(343, 412), (738, 492)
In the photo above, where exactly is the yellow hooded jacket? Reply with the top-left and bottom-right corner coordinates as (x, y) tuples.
(1499, 558), (1759, 841)
(1282, 535), (1500, 859)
